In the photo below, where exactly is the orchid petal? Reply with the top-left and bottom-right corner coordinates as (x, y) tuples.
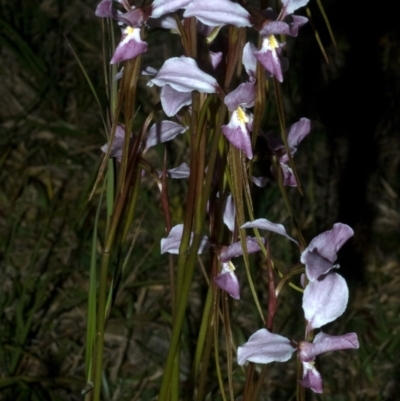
(251, 176), (268, 187)
(214, 262), (240, 300)
(301, 223), (354, 281)
(167, 163), (190, 179)
(254, 37), (284, 82)
(146, 121), (187, 150)
(160, 224), (210, 254)
(241, 218), (298, 244)
(148, 57), (218, 93)
(237, 329), (296, 365)
(224, 82), (255, 111)
(183, 0), (251, 28)
(150, 0), (192, 19)
(160, 85), (192, 117)
(220, 237), (265, 263)
(300, 362), (323, 393)
(110, 27), (148, 64)
(243, 42), (257, 78)
(95, 0), (113, 17)
(302, 272), (349, 330)
(101, 125), (129, 162)
(221, 108), (253, 159)
(281, 0), (310, 17)
(222, 194), (235, 232)
(210, 51), (223, 70)
(287, 117), (311, 148)
(299, 332), (359, 362)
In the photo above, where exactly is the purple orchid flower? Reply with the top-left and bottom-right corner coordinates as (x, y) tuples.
(100, 124), (130, 162)
(148, 56), (220, 94)
(183, 0), (252, 28)
(101, 120), (187, 161)
(237, 328), (358, 393)
(268, 117), (311, 187)
(161, 224), (210, 254)
(95, 0), (191, 64)
(253, 3), (309, 81)
(214, 261), (240, 300)
(300, 223), (354, 281)
(237, 269), (359, 393)
(221, 43), (258, 159)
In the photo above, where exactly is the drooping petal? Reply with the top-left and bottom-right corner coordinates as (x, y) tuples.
(237, 329), (296, 365)
(101, 125), (129, 162)
(95, 0), (113, 17)
(287, 117), (311, 148)
(145, 120), (187, 150)
(221, 108), (253, 159)
(281, 0), (310, 17)
(259, 15), (308, 37)
(301, 223), (354, 281)
(183, 0), (252, 28)
(110, 27), (148, 64)
(300, 362), (323, 394)
(298, 332), (359, 362)
(222, 194), (235, 232)
(214, 262), (240, 299)
(220, 237), (265, 263)
(148, 56), (219, 93)
(251, 176), (269, 187)
(224, 82), (255, 111)
(160, 85), (192, 117)
(302, 273), (349, 330)
(279, 161), (297, 187)
(150, 0), (192, 19)
(160, 224), (210, 254)
(243, 42), (258, 78)
(167, 163), (190, 179)
(254, 36), (284, 82)
(210, 51), (223, 70)
(241, 218), (298, 244)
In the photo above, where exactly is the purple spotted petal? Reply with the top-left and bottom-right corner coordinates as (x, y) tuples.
(224, 82), (255, 111)
(148, 56), (218, 93)
(287, 117), (311, 148)
(241, 218), (298, 244)
(220, 237), (264, 263)
(167, 163), (190, 179)
(150, 0), (192, 19)
(145, 120), (187, 150)
(298, 332), (359, 362)
(221, 108), (253, 159)
(183, 0), (251, 28)
(300, 362), (323, 393)
(302, 272), (349, 330)
(280, 162), (297, 187)
(160, 85), (192, 117)
(214, 262), (240, 300)
(237, 329), (296, 365)
(110, 27), (148, 64)
(301, 223), (354, 281)
(281, 0), (310, 17)
(160, 224), (210, 254)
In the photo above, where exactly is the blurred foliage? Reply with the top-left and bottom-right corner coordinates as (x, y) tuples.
(1, 0), (400, 400)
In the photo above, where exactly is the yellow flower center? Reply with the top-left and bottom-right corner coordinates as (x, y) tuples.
(268, 35), (279, 50)
(236, 107), (249, 124)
